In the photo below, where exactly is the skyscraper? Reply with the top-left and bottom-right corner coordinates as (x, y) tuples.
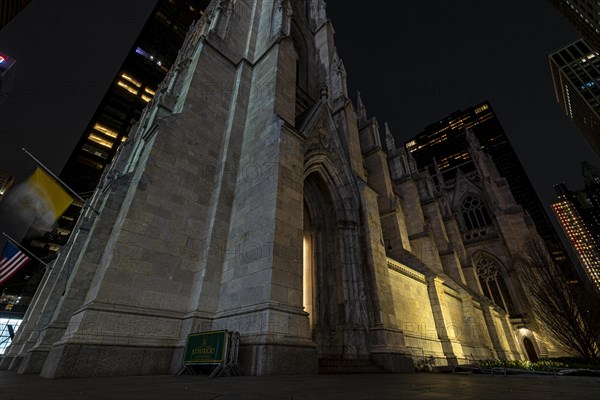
(0, 0), (30, 30)
(552, 182), (600, 291)
(549, 39), (600, 157)
(60, 0), (209, 195)
(0, 52), (17, 106)
(549, 0), (600, 53)
(404, 101), (576, 277)
(3, 0), (209, 319)
(22, 0), (209, 257)
(579, 161), (600, 243)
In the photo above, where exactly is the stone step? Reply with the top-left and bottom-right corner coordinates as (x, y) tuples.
(318, 358), (388, 374)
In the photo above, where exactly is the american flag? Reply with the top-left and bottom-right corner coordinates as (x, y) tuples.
(0, 241), (31, 285)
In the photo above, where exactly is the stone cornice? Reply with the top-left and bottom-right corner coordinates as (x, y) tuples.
(387, 258), (426, 283)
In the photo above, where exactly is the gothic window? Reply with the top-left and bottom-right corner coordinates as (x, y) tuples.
(476, 255), (515, 314)
(461, 194), (492, 231)
(291, 32), (309, 92)
(290, 22), (313, 117)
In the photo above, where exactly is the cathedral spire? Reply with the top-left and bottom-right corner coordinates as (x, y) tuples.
(308, 0), (328, 28)
(407, 148), (419, 174)
(398, 145), (419, 175)
(465, 127), (482, 152)
(356, 91), (368, 124)
(433, 157), (441, 174)
(465, 126), (502, 181)
(271, 0), (293, 37)
(385, 122), (396, 152)
(329, 49), (348, 100)
(433, 157), (446, 189)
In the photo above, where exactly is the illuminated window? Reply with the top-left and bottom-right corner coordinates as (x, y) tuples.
(121, 73), (142, 88)
(88, 133), (114, 149)
(141, 94), (152, 103)
(474, 104), (489, 114)
(117, 81), (139, 95)
(93, 123), (118, 138)
(144, 87), (155, 95)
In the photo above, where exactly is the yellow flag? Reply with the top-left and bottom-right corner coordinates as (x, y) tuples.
(27, 167), (74, 219)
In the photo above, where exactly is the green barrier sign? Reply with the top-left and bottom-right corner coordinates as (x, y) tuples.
(183, 330), (227, 365)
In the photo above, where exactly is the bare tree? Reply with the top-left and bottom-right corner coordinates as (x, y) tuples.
(514, 237), (600, 361)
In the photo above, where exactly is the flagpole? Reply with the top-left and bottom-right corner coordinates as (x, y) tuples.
(2, 233), (49, 268)
(21, 148), (86, 204)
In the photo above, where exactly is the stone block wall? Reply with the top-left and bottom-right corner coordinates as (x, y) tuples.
(387, 258), (518, 366)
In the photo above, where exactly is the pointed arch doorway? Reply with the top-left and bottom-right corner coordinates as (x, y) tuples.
(523, 336), (539, 362)
(303, 171), (345, 357)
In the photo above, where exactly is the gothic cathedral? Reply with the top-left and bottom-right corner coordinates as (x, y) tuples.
(2, 0), (557, 377)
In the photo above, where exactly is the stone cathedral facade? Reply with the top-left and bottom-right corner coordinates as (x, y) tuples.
(2, 0), (558, 377)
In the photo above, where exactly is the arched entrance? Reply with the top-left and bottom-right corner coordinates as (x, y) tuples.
(303, 171), (345, 357)
(523, 336), (538, 362)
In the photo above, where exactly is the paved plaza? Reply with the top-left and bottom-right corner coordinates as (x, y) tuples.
(1, 371), (599, 400)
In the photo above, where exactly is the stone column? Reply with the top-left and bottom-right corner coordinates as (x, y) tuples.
(356, 182), (414, 372)
(338, 222), (370, 357)
(482, 306), (509, 360)
(500, 314), (523, 360)
(426, 276), (465, 366)
(458, 290), (493, 360)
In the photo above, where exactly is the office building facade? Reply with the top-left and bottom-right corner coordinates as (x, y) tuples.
(0, 0), (30, 29)
(549, 0), (600, 53)
(579, 161), (600, 243)
(552, 182), (600, 290)
(549, 39), (600, 157)
(61, 0), (209, 195)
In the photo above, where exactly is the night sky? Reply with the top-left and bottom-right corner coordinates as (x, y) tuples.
(0, 0), (598, 225)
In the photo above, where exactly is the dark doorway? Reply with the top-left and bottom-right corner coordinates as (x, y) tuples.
(523, 337), (538, 362)
(303, 172), (344, 357)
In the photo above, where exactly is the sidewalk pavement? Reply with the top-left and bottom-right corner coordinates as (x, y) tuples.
(1, 370), (599, 400)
